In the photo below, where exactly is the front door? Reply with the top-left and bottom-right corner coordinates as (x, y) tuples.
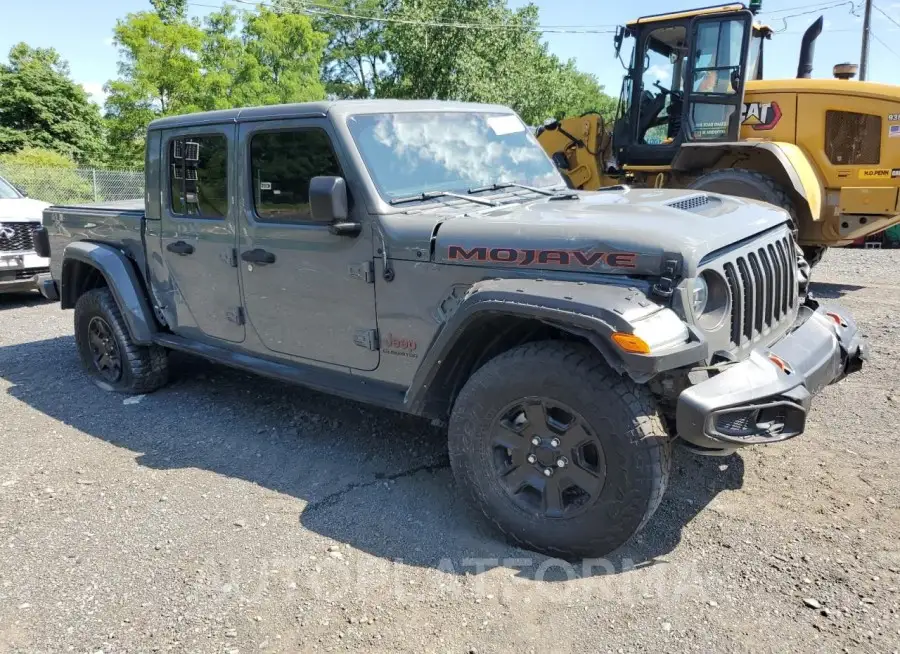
(681, 11), (753, 143)
(160, 125), (244, 342)
(236, 118), (379, 370)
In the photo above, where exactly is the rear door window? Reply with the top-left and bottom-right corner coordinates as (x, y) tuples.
(169, 135), (228, 218)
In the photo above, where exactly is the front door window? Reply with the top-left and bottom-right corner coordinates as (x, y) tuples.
(685, 18), (748, 141)
(637, 27), (687, 145)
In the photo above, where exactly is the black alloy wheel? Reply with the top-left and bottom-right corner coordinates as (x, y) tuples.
(87, 316), (123, 382)
(491, 397), (606, 519)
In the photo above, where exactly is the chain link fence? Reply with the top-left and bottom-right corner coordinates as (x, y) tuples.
(0, 165), (144, 206)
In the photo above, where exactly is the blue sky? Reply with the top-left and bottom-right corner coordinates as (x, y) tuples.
(2, 0), (900, 105)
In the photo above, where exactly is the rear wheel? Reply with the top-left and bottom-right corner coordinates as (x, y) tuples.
(448, 341), (671, 559)
(688, 168), (824, 270)
(74, 288), (169, 393)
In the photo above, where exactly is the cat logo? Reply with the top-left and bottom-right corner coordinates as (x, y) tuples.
(741, 101), (782, 131)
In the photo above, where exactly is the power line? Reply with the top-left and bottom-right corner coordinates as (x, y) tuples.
(873, 2), (900, 30)
(222, 0), (617, 33)
(764, 0), (856, 13)
(766, 0), (857, 32)
(871, 29), (900, 59)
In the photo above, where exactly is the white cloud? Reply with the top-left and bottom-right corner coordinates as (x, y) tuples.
(81, 82), (108, 106)
(365, 113), (554, 190)
(104, 37), (115, 47)
(646, 64), (672, 85)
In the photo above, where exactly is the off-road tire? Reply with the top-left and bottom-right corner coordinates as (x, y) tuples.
(448, 341), (671, 559)
(688, 169), (826, 268)
(74, 288), (169, 393)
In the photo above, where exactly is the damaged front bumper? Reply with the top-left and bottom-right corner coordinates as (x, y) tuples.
(675, 299), (867, 452)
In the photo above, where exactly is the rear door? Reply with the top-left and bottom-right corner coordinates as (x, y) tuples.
(159, 125), (244, 342)
(236, 118), (379, 370)
(682, 11), (753, 142)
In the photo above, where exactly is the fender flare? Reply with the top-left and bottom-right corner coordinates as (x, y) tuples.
(403, 277), (707, 415)
(60, 241), (158, 345)
(672, 141), (823, 224)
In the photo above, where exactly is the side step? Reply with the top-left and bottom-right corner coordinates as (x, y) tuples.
(153, 334), (408, 413)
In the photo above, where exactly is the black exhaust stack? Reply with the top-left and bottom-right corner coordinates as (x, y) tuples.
(796, 16), (824, 79)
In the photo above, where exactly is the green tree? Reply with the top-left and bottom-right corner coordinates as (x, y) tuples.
(0, 147), (95, 204)
(275, 0), (388, 98)
(237, 6), (327, 106)
(105, 2), (328, 167)
(384, 0), (613, 124)
(0, 44), (106, 164)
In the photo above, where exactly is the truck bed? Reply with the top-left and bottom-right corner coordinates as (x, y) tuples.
(43, 199), (146, 283)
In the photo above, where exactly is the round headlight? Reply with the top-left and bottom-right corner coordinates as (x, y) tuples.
(691, 276), (709, 316)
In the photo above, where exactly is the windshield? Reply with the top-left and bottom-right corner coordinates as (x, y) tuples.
(0, 176), (22, 200)
(346, 112), (564, 202)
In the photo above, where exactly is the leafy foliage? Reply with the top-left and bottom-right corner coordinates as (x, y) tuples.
(0, 0), (616, 169)
(0, 146), (79, 168)
(105, 1), (328, 167)
(0, 147), (95, 203)
(275, 0), (616, 125)
(0, 44), (106, 164)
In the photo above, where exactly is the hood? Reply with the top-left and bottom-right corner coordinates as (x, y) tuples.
(415, 187), (790, 277)
(0, 197), (51, 223)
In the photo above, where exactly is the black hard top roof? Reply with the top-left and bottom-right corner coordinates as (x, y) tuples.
(147, 99), (516, 131)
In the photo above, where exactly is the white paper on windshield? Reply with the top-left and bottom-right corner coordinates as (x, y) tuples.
(487, 115), (525, 136)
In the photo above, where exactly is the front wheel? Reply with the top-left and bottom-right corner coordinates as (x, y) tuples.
(448, 341), (671, 559)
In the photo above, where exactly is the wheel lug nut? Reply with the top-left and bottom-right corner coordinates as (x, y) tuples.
(557, 457), (568, 468)
(543, 468), (553, 477)
(550, 438), (560, 448)
(527, 454), (537, 464)
(531, 436), (541, 446)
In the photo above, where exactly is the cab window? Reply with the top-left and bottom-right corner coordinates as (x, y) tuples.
(637, 26), (687, 145)
(169, 135), (228, 218)
(250, 129), (343, 224)
(691, 19), (746, 94)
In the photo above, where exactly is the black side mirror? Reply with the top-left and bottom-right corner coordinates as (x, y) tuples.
(309, 176), (360, 236)
(16, 186), (28, 198)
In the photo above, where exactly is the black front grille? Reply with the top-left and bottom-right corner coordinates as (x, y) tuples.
(0, 222), (39, 252)
(725, 235), (797, 347)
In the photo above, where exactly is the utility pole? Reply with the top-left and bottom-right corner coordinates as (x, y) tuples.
(860, 0), (873, 81)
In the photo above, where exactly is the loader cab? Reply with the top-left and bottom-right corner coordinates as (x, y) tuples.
(612, 4), (765, 168)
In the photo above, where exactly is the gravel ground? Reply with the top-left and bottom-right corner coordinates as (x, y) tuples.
(0, 247), (898, 654)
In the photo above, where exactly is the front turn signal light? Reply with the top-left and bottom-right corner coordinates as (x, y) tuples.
(825, 311), (847, 327)
(612, 332), (651, 354)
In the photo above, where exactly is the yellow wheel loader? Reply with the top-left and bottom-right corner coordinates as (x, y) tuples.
(536, 2), (900, 265)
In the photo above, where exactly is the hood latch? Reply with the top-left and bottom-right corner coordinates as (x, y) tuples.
(653, 257), (681, 298)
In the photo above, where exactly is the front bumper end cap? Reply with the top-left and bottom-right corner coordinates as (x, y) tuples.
(676, 303), (866, 450)
(37, 273), (59, 301)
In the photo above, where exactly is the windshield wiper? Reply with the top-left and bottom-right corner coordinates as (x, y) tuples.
(468, 182), (579, 201)
(389, 190), (497, 207)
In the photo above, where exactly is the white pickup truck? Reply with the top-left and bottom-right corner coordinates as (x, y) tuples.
(0, 174), (50, 294)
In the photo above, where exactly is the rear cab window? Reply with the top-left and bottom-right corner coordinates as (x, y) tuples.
(169, 135), (228, 218)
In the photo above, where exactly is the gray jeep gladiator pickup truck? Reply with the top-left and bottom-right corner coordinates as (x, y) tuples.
(33, 100), (867, 558)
